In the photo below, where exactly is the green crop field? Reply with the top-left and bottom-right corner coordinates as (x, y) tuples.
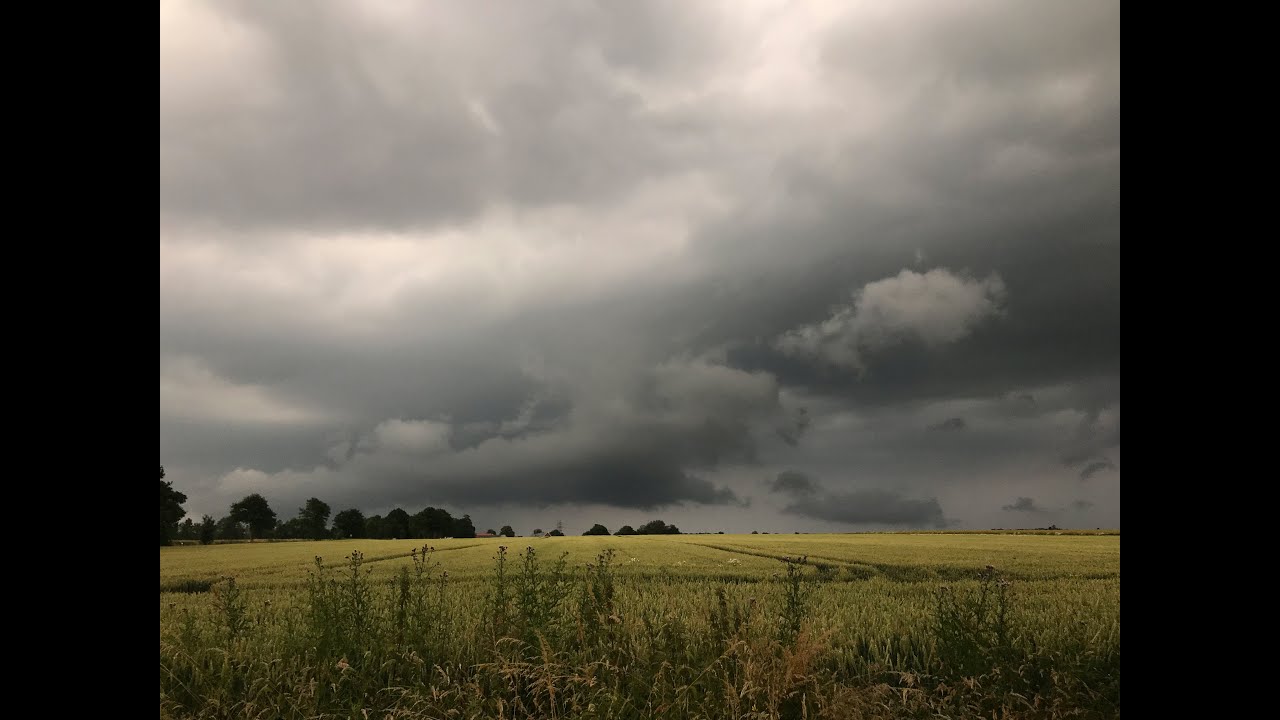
(160, 533), (1120, 719)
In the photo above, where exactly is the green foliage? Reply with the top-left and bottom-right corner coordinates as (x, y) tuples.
(510, 546), (573, 647)
(778, 555), (812, 644)
(305, 550), (374, 657)
(933, 566), (1016, 678)
(487, 545), (513, 644)
(635, 519), (680, 534)
(383, 508), (411, 538)
(499, 525), (516, 537)
(215, 515), (247, 540)
(582, 523), (610, 535)
(392, 544), (449, 652)
(196, 515), (216, 545)
(211, 576), (248, 639)
(298, 497), (331, 540)
(175, 518), (196, 541)
(577, 549), (618, 650)
(332, 508), (366, 539)
(159, 465), (187, 546)
(228, 493), (277, 540)
(454, 513), (477, 538)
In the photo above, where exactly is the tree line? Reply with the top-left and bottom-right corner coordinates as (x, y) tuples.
(164, 492), (481, 545)
(161, 465), (685, 545)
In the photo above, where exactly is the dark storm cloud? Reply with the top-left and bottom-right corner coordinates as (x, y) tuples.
(1072, 500), (1095, 511)
(929, 417), (967, 432)
(720, 243), (1118, 410)
(774, 407), (811, 446)
(1079, 458), (1116, 480)
(161, 1), (1119, 529)
(192, 359), (782, 515)
(160, 1), (728, 233)
(783, 489), (946, 528)
(1062, 406), (1120, 479)
(1002, 497), (1049, 514)
(769, 470), (819, 496)
(686, 1), (1118, 411)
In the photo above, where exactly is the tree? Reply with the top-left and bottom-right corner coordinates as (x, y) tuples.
(159, 465), (188, 546)
(365, 515), (385, 539)
(582, 523), (610, 536)
(499, 525), (515, 537)
(298, 497), (332, 540)
(198, 515), (216, 545)
(532, 528), (544, 536)
(384, 508), (411, 539)
(636, 519), (680, 535)
(615, 525), (636, 536)
(332, 509), (366, 539)
(229, 494), (277, 540)
(274, 517), (306, 539)
(485, 528), (497, 535)
(751, 530), (759, 534)
(547, 528), (564, 536)
(411, 507), (456, 538)
(216, 516), (247, 541)
(453, 513), (477, 538)
(176, 518), (196, 541)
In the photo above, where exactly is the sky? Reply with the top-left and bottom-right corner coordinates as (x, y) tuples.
(160, 0), (1119, 535)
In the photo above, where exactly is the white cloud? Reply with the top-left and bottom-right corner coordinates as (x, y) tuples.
(371, 419), (452, 454)
(160, 355), (330, 425)
(776, 268), (1006, 371)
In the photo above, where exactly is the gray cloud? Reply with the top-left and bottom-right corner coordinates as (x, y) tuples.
(769, 470), (820, 496)
(776, 269), (1006, 373)
(1062, 405), (1120, 480)
(160, 2), (733, 234)
(161, 1), (1119, 531)
(929, 417), (967, 432)
(783, 489), (946, 528)
(774, 407), (811, 446)
(1002, 496), (1050, 514)
(1079, 458), (1117, 480)
(190, 358), (784, 513)
(1072, 499), (1095, 511)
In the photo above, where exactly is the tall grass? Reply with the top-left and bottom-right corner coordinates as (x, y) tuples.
(161, 539), (1119, 719)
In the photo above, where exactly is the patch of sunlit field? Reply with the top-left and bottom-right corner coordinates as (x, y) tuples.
(161, 533), (1119, 589)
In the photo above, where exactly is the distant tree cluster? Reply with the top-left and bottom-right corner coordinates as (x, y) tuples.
(159, 467), (505, 544)
(275, 498), (333, 540)
(565, 520), (681, 537)
(635, 519), (681, 535)
(365, 506), (476, 540)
